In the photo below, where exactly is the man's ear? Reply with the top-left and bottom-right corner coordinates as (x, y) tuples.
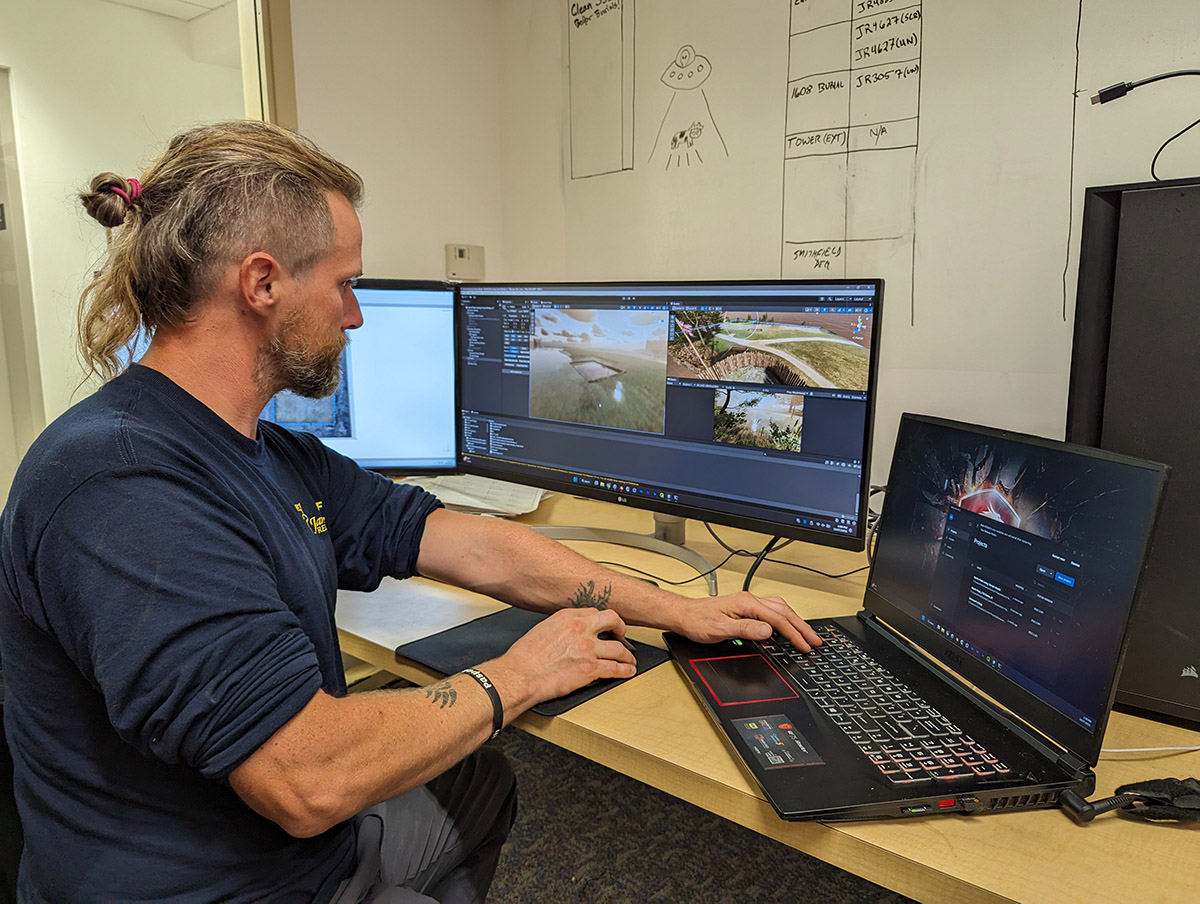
(239, 251), (285, 317)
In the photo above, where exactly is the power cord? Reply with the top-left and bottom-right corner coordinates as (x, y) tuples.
(593, 548), (742, 588)
(594, 498), (889, 592)
(704, 523), (872, 581)
(742, 536), (782, 593)
(1061, 776), (1200, 824)
(707, 487), (886, 584)
(865, 484), (886, 566)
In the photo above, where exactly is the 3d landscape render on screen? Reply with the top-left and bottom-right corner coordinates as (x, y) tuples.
(528, 304), (871, 454)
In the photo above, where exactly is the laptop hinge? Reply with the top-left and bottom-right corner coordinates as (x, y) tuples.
(857, 611), (1089, 772)
(1057, 751), (1089, 774)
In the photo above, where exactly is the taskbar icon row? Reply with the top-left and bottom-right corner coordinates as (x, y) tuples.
(573, 474), (680, 504)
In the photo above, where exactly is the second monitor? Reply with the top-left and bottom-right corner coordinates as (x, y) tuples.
(261, 278), (457, 473)
(456, 280), (883, 550)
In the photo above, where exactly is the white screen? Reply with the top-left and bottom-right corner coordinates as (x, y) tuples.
(264, 284), (457, 471)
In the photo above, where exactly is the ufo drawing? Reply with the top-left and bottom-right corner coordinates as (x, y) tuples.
(649, 44), (728, 169)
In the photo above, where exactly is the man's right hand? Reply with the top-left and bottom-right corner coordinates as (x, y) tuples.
(230, 607), (638, 838)
(484, 607), (638, 708)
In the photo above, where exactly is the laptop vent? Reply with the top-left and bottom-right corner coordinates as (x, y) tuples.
(985, 791), (1060, 811)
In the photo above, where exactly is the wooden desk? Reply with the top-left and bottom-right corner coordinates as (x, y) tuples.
(336, 495), (1200, 904)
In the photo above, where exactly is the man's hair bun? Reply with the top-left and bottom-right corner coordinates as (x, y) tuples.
(80, 173), (139, 228)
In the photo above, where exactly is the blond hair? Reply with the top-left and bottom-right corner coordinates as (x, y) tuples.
(77, 120), (364, 381)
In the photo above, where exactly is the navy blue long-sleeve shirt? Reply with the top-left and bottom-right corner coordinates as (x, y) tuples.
(0, 365), (441, 902)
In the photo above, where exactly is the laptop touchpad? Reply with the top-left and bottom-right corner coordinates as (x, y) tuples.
(689, 654), (800, 706)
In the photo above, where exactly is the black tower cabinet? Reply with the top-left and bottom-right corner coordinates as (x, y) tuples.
(1067, 177), (1200, 726)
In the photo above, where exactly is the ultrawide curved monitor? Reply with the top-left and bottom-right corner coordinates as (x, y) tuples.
(455, 279), (883, 549)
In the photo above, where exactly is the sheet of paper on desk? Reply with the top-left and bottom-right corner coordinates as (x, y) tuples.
(398, 474), (545, 516)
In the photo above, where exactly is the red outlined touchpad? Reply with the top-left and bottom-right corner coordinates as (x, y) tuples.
(689, 654), (800, 706)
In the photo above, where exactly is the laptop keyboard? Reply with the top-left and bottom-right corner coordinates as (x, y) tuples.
(763, 624), (1012, 785)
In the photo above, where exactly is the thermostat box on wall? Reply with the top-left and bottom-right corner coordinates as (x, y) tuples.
(445, 243), (485, 281)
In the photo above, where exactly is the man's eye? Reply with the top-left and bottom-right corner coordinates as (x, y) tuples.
(344, 277), (359, 289)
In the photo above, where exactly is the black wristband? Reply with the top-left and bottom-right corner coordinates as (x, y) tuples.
(461, 668), (504, 742)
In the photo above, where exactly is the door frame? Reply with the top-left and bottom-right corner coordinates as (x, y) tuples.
(0, 66), (45, 499)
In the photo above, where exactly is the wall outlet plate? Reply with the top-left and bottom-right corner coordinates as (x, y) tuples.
(445, 243), (485, 281)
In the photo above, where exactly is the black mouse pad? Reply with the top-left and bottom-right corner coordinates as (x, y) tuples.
(394, 606), (668, 716)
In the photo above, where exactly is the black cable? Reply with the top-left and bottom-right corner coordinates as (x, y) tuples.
(864, 511), (882, 567)
(704, 521), (743, 556)
(1123, 70), (1200, 181)
(1060, 789), (1140, 824)
(703, 522), (870, 579)
(742, 536), (781, 593)
(593, 548), (742, 588)
(865, 484), (886, 566)
(596, 547), (868, 588)
(1127, 69), (1200, 93)
(1061, 777), (1200, 824)
(1150, 114), (1200, 182)
(1090, 70), (1200, 105)
(1089, 69), (1200, 181)
(766, 557), (869, 580)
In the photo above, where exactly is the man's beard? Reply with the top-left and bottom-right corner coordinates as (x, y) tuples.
(257, 308), (347, 399)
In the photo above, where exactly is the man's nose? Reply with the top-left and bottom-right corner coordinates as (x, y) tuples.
(343, 290), (364, 330)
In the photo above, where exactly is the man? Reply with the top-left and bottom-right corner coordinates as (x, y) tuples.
(0, 120), (819, 902)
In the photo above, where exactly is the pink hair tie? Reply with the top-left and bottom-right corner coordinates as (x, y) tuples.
(110, 178), (142, 205)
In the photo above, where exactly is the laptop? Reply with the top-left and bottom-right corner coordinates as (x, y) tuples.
(664, 413), (1168, 820)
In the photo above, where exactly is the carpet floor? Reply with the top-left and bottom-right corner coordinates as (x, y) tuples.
(486, 727), (918, 904)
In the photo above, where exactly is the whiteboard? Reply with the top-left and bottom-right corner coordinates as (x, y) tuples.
(560, 0), (1200, 483)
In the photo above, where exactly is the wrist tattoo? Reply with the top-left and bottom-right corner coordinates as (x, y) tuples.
(424, 679), (457, 709)
(570, 579), (612, 610)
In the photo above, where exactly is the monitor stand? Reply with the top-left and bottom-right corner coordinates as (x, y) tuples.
(533, 513), (719, 596)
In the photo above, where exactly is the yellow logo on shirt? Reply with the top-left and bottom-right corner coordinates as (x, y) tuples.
(294, 500), (328, 535)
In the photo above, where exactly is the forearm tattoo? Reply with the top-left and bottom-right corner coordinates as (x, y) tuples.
(424, 679), (458, 709)
(570, 579), (612, 610)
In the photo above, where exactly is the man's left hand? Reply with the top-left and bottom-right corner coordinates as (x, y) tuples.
(675, 592), (821, 652)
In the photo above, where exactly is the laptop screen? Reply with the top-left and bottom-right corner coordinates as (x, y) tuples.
(865, 414), (1166, 760)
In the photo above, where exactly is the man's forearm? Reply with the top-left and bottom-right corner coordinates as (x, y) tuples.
(415, 509), (691, 630)
(230, 599), (638, 838)
(230, 670), (521, 837)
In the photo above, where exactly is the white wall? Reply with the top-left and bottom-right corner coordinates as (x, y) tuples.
(0, 0), (243, 424)
(497, 0), (568, 280)
(289, 1), (1199, 488)
(290, 0), (508, 282)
